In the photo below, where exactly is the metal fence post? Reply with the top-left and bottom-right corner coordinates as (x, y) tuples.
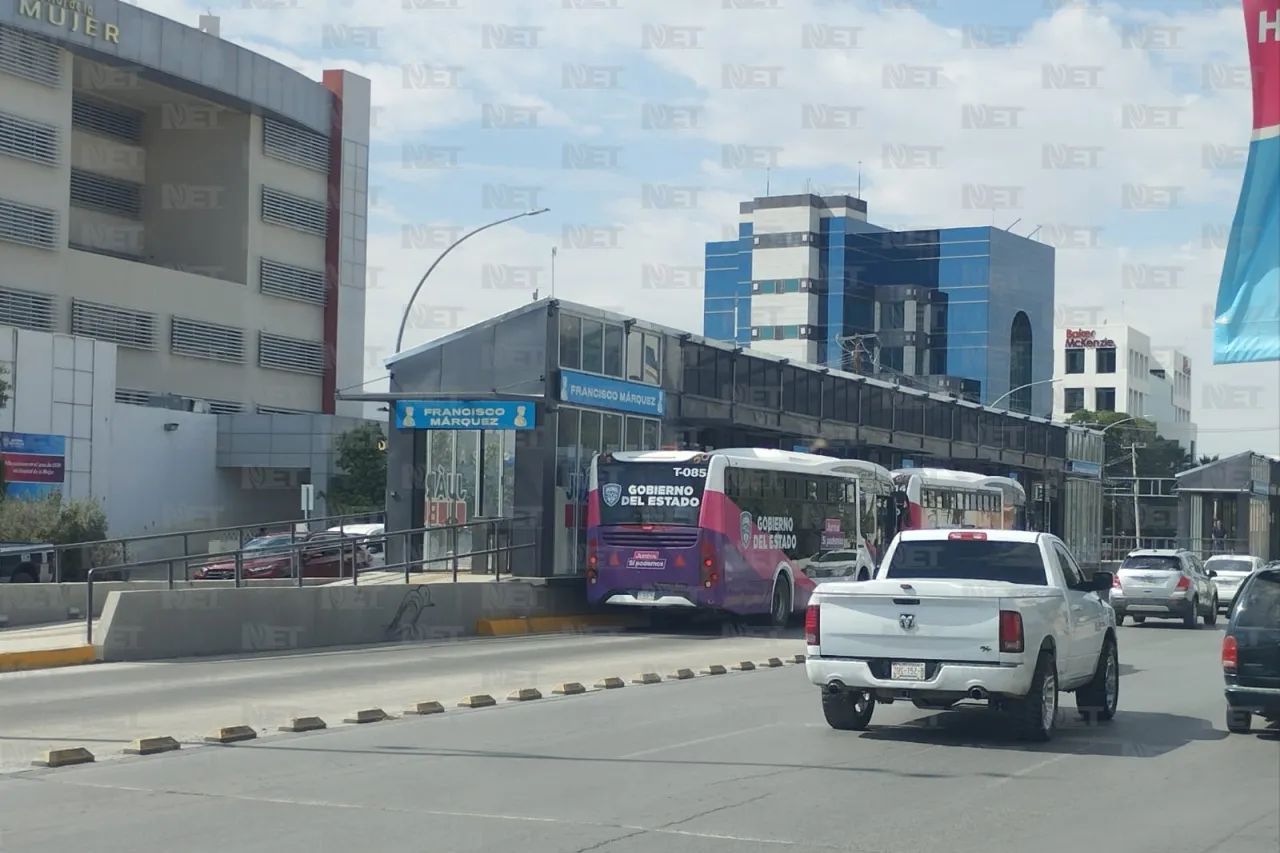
(403, 531), (411, 584)
(450, 524), (459, 583)
(351, 539), (359, 587)
(85, 569), (95, 645)
(234, 549), (243, 588)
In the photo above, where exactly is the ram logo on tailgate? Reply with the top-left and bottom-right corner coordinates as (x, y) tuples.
(899, 614), (916, 630)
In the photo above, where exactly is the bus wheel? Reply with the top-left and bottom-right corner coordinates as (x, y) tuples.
(770, 577), (792, 629)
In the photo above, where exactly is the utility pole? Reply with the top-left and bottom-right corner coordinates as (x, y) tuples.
(1123, 442), (1147, 546)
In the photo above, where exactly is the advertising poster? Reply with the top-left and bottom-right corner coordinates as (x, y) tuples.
(0, 432), (66, 498)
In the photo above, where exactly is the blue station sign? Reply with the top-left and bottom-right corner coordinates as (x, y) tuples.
(559, 369), (665, 416)
(394, 400), (535, 430)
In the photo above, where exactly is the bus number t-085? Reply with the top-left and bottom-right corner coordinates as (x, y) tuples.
(672, 467), (707, 478)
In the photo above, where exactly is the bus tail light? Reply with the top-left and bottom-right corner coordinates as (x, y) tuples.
(586, 541), (598, 584)
(699, 540), (718, 588)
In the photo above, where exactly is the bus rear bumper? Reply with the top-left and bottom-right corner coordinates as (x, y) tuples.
(603, 594), (698, 608)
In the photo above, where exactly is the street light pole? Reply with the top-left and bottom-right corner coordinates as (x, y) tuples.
(394, 208), (551, 353)
(987, 377), (1062, 412)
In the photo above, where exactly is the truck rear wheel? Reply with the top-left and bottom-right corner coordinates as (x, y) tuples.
(1075, 635), (1118, 722)
(822, 689), (875, 731)
(1011, 650), (1058, 742)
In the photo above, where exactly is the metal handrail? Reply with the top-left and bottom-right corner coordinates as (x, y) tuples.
(83, 516), (540, 644)
(51, 509), (387, 582)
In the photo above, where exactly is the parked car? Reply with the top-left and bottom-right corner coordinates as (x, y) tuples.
(1110, 549), (1218, 627)
(1205, 555), (1266, 612)
(0, 543), (55, 583)
(1222, 565), (1280, 733)
(193, 532), (370, 580)
(327, 523), (386, 569)
(805, 529), (1118, 742)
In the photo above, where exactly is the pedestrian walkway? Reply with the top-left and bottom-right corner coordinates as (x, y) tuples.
(0, 620), (91, 652)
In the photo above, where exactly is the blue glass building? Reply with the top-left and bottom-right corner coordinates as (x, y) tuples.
(704, 194), (1055, 416)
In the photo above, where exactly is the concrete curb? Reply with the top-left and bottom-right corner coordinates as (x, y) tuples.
(475, 614), (645, 637)
(0, 645), (96, 673)
(760, 658), (784, 668)
(124, 736), (180, 756)
(33, 747), (94, 768)
(632, 672), (662, 684)
(344, 708), (389, 724)
(595, 677), (625, 689)
(702, 664), (728, 675)
(507, 688), (542, 702)
(667, 668), (695, 680)
(404, 701), (445, 715)
(204, 726), (258, 744)
(552, 682), (586, 695)
(279, 716), (327, 733)
(458, 694), (497, 708)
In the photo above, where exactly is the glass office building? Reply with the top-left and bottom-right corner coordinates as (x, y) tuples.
(705, 195), (1055, 417)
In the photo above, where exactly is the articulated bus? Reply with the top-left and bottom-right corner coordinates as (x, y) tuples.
(890, 468), (1028, 531)
(586, 448), (898, 626)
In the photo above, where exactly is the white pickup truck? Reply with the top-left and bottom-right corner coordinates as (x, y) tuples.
(804, 529), (1119, 741)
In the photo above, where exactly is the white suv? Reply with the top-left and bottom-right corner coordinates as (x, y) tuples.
(1111, 549), (1218, 627)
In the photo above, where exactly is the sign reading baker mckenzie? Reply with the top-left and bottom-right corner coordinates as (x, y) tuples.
(18, 0), (121, 43)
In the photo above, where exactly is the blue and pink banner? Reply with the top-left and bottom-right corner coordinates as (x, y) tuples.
(0, 432), (66, 498)
(1214, 1), (1280, 364)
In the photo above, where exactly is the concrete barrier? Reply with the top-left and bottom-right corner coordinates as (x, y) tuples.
(94, 580), (593, 662)
(0, 580), (331, 629)
(0, 645), (96, 672)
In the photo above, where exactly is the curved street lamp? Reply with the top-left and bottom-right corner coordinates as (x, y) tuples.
(987, 377), (1061, 412)
(394, 208), (551, 353)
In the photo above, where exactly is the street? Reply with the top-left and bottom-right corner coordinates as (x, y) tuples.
(1, 622), (1276, 852)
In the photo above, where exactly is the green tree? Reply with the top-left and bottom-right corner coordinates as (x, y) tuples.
(1197, 454), (1220, 466)
(325, 422), (387, 513)
(1066, 410), (1191, 479)
(0, 492), (115, 579)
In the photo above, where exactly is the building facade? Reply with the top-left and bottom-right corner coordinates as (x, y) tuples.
(381, 299), (1106, 579)
(704, 194), (1055, 416)
(1052, 324), (1197, 454)
(0, 4), (369, 416)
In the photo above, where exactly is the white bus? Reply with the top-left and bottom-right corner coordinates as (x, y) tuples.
(890, 468), (1028, 531)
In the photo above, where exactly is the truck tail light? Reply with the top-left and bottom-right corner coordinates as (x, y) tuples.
(948, 531), (987, 540)
(998, 610), (1024, 653)
(804, 604), (820, 645)
(1175, 575), (1190, 591)
(1222, 634), (1238, 670)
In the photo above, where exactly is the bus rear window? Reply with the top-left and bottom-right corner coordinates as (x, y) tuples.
(884, 540), (1048, 585)
(596, 463), (705, 527)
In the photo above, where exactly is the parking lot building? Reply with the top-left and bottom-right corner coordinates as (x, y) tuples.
(383, 299), (1106, 577)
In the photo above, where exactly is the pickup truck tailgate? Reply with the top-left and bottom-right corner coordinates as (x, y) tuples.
(816, 580), (1032, 663)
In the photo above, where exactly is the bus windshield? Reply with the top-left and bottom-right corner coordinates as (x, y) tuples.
(596, 462), (706, 527)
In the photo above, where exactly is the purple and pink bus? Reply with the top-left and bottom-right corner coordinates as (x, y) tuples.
(585, 448), (898, 626)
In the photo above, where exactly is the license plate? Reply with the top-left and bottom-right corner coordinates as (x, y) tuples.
(890, 662), (926, 681)
(635, 590), (657, 602)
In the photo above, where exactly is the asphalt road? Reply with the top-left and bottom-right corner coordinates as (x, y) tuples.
(2, 621), (1276, 853)
(0, 623), (797, 772)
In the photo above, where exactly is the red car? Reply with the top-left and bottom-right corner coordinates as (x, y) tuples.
(193, 532), (370, 580)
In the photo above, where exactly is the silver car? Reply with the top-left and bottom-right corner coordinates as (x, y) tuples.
(1112, 549), (1219, 627)
(1205, 555), (1265, 612)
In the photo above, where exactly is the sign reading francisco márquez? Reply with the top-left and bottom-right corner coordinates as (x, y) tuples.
(17, 0), (121, 43)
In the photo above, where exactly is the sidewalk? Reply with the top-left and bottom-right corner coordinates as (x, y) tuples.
(0, 621), (96, 672)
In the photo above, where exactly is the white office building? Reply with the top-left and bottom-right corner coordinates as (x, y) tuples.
(1052, 324), (1197, 454)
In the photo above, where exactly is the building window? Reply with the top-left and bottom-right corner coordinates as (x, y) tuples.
(70, 299), (157, 351)
(1064, 387), (1085, 413)
(0, 26), (63, 87)
(1065, 348), (1085, 374)
(69, 168), (142, 219)
(258, 332), (326, 374)
(262, 118), (329, 173)
(1095, 347), (1116, 374)
(0, 285), (56, 332)
(261, 186), (327, 237)
(580, 318), (604, 374)
(259, 258), (326, 304)
(1094, 387), (1116, 412)
(0, 110), (59, 167)
(880, 302), (905, 330)
(603, 323), (624, 378)
(0, 196), (58, 250)
(171, 317), (246, 364)
(71, 94), (143, 145)
(559, 313), (581, 370)
(626, 327), (661, 385)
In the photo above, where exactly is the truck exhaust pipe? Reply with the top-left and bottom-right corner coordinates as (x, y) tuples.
(826, 680), (845, 695)
(967, 686), (988, 700)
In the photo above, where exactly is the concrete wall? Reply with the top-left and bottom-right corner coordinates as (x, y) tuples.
(94, 581), (589, 661)
(0, 578), (333, 628)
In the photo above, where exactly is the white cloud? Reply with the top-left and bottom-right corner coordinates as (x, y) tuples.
(138, 0), (1278, 455)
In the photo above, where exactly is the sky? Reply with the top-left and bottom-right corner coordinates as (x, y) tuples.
(135, 0), (1280, 457)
